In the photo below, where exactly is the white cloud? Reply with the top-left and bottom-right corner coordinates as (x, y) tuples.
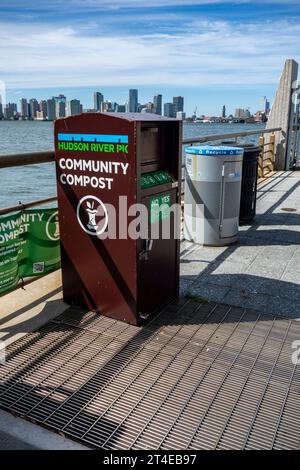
(67, 0), (300, 7)
(5, 0), (300, 8)
(0, 19), (299, 90)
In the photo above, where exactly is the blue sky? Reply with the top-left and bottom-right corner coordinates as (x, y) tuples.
(1, 0), (299, 115)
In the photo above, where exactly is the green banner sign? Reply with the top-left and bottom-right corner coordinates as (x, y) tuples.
(0, 208), (61, 296)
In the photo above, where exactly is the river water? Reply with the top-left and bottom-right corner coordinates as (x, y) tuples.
(0, 120), (265, 207)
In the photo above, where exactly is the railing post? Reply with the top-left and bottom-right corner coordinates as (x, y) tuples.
(269, 133), (275, 172)
(258, 135), (265, 178)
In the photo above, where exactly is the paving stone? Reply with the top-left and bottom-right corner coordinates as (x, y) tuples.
(235, 274), (300, 301)
(180, 260), (210, 279)
(281, 267), (300, 282)
(199, 260), (250, 286)
(222, 288), (270, 312)
(274, 200), (300, 213)
(259, 245), (296, 262)
(280, 224), (300, 235)
(254, 213), (289, 226)
(180, 240), (197, 259)
(273, 229), (300, 244)
(224, 245), (263, 265)
(179, 277), (195, 295)
(254, 224), (284, 233)
(239, 230), (274, 244)
(0, 430), (36, 450)
(187, 282), (230, 303)
(291, 247), (300, 259)
(246, 259), (287, 279)
(265, 295), (300, 319)
(184, 245), (229, 262)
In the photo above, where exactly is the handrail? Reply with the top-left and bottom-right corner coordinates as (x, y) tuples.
(0, 128), (281, 169)
(0, 150), (54, 169)
(0, 196), (57, 216)
(182, 127), (282, 144)
(0, 126), (282, 216)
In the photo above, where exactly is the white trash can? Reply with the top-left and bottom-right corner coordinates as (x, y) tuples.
(184, 145), (244, 246)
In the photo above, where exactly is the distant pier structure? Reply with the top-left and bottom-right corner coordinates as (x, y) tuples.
(266, 59), (300, 169)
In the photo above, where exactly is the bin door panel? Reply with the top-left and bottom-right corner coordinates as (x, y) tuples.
(54, 113), (138, 325)
(139, 189), (178, 317)
(220, 161), (242, 239)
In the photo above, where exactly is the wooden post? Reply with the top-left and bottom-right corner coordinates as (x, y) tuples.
(258, 135), (264, 178)
(266, 59), (298, 170)
(269, 133), (275, 171)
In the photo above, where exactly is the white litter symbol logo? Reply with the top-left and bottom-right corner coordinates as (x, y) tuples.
(76, 195), (108, 236)
(46, 211), (60, 241)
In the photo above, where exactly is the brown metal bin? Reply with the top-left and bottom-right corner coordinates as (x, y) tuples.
(54, 112), (182, 325)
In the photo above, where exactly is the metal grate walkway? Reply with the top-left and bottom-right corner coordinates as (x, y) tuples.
(0, 299), (300, 450)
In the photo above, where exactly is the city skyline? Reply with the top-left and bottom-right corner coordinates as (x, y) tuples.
(4, 83), (274, 117)
(0, 90), (186, 120)
(0, 1), (299, 115)
(0, 88), (269, 121)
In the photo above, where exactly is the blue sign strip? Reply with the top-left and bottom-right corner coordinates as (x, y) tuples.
(185, 145), (243, 156)
(58, 133), (128, 144)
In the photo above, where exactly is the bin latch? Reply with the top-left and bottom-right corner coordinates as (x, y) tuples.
(139, 239), (154, 261)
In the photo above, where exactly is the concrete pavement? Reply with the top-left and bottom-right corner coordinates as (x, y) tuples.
(180, 171), (300, 319)
(0, 409), (88, 450)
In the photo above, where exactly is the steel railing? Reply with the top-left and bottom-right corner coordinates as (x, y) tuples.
(182, 127), (282, 145)
(0, 196), (57, 216)
(0, 150), (54, 169)
(0, 127), (282, 216)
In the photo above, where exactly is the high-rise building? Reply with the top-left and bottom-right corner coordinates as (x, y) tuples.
(254, 111), (267, 123)
(56, 100), (66, 118)
(260, 96), (270, 115)
(116, 104), (126, 112)
(129, 89), (138, 112)
(53, 94), (66, 104)
(153, 94), (162, 115)
(222, 105), (226, 118)
(20, 98), (28, 119)
(36, 111), (46, 120)
(4, 103), (17, 119)
(39, 100), (47, 116)
(235, 108), (246, 119)
(173, 96), (184, 115)
(0, 94), (3, 119)
(102, 100), (114, 112)
(140, 102), (154, 114)
(29, 98), (39, 119)
(164, 102), (175, 118)
(50, 94), (66, 119)
(67, 99), (81, 116)
(234, 108), (251, 119)
(46, 98), (56, 121)
(94, 92), (104, 112)
(4, 104), (12, 119)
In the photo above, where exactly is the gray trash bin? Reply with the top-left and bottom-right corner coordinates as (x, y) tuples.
(184, 145), (244, 246)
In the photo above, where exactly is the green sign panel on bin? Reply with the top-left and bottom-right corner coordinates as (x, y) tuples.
(141, 170), (172, 190)
(150, 193), (171, 224)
